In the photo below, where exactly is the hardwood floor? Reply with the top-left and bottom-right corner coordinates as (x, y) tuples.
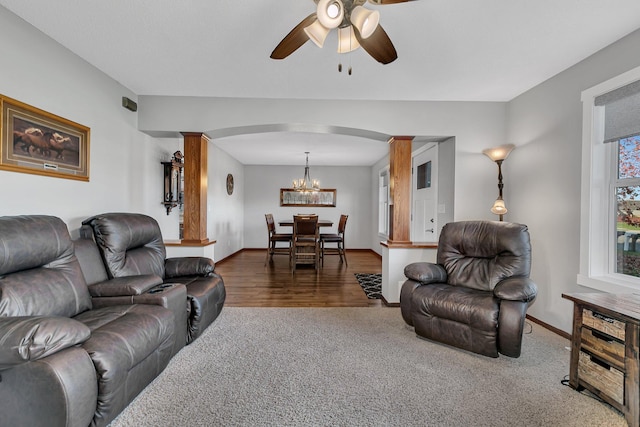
(215, 249), (383, 307)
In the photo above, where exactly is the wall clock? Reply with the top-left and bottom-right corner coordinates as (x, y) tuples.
(226, 173), (234, 195)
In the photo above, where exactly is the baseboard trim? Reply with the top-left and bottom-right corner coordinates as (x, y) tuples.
(215, 248), (246, 264)
(526, 314), (570, 340)
(381, 295), (400, 307)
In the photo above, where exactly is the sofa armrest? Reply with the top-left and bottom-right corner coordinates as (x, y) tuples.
(493, 277), (538, 302)
(0, 316), (91, 370)
(404, 262), (448, 284)
(0, 347), (97, 427)
(87, 274), (163, 297)
(165, 257), (215, 278)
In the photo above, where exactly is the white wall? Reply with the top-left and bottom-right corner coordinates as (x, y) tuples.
(507, 28), (640, 332)
(209, 144), (244, 260)
(0, 8), (156, 234)
(243, 165), (371, 249)
(0, 9), (196, 245)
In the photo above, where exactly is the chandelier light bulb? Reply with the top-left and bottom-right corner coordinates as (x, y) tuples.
(304, 20), (330, 48)
(482, 144), (515, 162)
(327, 2), (340, 18)
(350, 6), (380, 39)
(491, 199), (508, 215)
(317, 0), (344, 29)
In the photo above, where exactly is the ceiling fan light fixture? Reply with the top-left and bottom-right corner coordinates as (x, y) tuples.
(350, 6), (380, 39)
(317, 0), (344, 29)
(304, 20), (331, 48)
(337, 26), (360, 53)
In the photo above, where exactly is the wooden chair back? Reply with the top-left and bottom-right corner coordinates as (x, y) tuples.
(293, 214), (318, 238)
(265, 213), (276, 234)
(337, 214), (348, 235)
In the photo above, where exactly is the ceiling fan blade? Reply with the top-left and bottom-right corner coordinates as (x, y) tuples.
(368, 0), (415, 4)
(270, 13), (317, 60)
(354, 24), (397, 64)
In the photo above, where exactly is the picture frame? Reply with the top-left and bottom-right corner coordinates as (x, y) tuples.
(280, 188), (337, 207)
(0, 95), (90, 181)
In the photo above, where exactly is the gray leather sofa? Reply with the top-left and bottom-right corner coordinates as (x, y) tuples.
(400, 220), (538, 358)
(73, 237), (189, 357)
(81, 212), (226, 344)
(0, 215), (176, 427)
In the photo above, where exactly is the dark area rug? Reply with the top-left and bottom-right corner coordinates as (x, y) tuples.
(354, 273), (382, 299)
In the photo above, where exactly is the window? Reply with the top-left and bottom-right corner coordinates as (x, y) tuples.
(378, 167), (389, 236)
(416, 161), (432, 189)
(615, 136), (640, 278)
(579, 66), (640, 293)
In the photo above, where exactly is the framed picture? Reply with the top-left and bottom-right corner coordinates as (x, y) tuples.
(0, 95), (90, 181)
(280, 188), (337, 207)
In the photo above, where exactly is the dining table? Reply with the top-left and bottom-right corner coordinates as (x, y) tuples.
(278, 219), (333, 227)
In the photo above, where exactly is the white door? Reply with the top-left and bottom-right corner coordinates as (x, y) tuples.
(411, 144), (438, 242)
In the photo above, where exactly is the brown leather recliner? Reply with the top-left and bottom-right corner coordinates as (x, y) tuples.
(81, 212), (226, 344)
(400, 220), (538, 358)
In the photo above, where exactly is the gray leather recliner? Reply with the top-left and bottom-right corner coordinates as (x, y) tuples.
(400, 220), (538, 358)
(0, 215), (176, 427)
(81, 212), (226, 344)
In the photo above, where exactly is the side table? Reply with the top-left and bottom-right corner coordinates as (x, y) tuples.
(562, 292), (640, 427)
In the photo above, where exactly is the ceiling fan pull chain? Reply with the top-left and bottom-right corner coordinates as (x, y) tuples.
(348, 31), (352, 75)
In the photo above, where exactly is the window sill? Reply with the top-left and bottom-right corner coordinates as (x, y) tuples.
(577, 273), (640, 294)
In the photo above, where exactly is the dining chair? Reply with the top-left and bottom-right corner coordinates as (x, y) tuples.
(291, 214), (320, 272)
(265, 213), (292, 265)
(320, 214), (348, 266)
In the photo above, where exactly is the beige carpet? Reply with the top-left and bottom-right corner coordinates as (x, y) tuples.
(108, 307), (625, 426)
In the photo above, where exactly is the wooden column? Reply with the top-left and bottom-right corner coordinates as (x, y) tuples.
(388, 136), (413, 244)
(181, 132), (209, 244)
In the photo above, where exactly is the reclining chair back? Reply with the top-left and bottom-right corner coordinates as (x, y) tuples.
(82, 213), (166, 279)
(437, 220), (532, 291)
(0, 215), (91, 317)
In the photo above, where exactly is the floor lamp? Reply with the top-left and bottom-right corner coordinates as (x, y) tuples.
(482, 144), (515, 221)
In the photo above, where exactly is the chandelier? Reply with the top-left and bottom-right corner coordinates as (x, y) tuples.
(292, 152), (320, 192)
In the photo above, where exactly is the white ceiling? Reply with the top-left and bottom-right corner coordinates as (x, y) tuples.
(3, 0), (640, 165)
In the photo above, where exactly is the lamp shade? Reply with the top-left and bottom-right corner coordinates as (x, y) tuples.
(482, 144), (515, 162)
(304, 20), (330, 48)
(337, 26), (360, 53)
(491, 199), (508, 215)
(350, 6), (380, 39)
(317, 0), (344, 29)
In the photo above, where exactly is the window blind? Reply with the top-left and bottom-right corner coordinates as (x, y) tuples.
(594, 79), (640, 143)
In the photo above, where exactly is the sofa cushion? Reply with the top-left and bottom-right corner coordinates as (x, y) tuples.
(412, 283), (499, 330)
(0, 316), (91, 369)
(82, 213), (166, 279)
(0, 215), (92, 317)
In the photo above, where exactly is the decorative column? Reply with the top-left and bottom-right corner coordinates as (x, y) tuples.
(388, 136), (413, 244)
(180, 132), (209, 244)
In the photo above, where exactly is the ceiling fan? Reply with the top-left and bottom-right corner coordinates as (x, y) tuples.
(270, 0), (413, 65)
